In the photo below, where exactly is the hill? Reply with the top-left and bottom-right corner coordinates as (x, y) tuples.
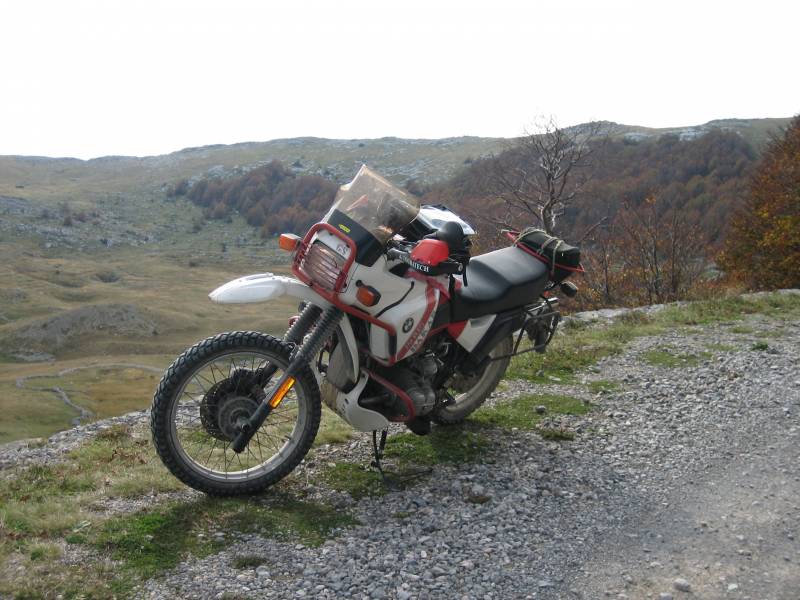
(423, 119), (793, 246)
(0, 117), (789, 206)
(0, 116), (793, 446)
(0, 136), (508, 203)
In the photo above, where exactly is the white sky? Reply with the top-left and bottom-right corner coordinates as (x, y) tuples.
(2, 0), (798, 159)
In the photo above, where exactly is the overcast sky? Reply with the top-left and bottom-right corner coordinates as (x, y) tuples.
(2, 0), (798, 159)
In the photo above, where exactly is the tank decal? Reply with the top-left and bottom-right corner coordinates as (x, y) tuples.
(397, 285), (438, 360)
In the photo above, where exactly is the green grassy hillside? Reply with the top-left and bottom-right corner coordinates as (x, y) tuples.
(0, 117), (793, 444)
(1, 118), (790, 204)
(0, 192), (297, 443)
(0, 136), (508, 202)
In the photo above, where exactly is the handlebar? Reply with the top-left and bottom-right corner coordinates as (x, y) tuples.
(387, 247), (465, 276)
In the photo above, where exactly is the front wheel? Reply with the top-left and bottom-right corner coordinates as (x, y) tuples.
(150, 331), (320, 496)
(432, 335), (513, 425)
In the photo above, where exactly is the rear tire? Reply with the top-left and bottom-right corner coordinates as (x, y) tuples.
(150, 331), (320, 496)
(432, 336), (512, 425)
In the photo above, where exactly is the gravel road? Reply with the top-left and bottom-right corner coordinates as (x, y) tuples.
(130, 311), (799, 600)
(2, 308), (797, 600)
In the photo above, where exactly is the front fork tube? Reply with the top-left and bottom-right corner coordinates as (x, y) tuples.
(231, 304), (342, 453)
(248, 303), (324, 387)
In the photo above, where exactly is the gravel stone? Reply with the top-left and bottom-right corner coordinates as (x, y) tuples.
(673, 578), (691, 592)
(4, 297), (800, 599)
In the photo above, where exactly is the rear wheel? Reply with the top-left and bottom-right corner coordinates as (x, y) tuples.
(432, 336), (512, 425)
(150, 331), (320, 496)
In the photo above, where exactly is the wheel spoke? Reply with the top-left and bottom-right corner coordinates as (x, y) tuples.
(168, 348), (306, 480)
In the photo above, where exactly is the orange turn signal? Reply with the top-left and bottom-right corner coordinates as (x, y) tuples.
(268, 377), (296, 408)
(279, 233), (300, 252)
(356, 284), (381, 307)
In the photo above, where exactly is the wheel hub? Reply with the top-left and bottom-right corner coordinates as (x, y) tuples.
(216, 395), (260, 441)
(200, 370), (262, 441)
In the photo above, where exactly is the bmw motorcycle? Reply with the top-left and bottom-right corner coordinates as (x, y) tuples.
(151, 166), (582, 495)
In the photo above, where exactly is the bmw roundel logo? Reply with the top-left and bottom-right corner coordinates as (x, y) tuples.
(402, 318), (414, 333)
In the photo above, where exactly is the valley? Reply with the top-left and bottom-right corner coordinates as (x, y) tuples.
(0, 195), (296, 443)
(0, 117), (792, 444)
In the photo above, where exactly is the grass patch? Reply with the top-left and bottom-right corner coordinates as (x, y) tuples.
(730, 325), (755, 334)
(657, 293), (800, 325)
(471, 393), (589, 430)
(384, 427), (489, 467)
(0, 415), (358, 597)
(0, 426), (178, 530)
(587, 380), (621, 394)
(1, 495), (355, 598)
(96, 497), (353, 583)
(19, 366), (161, 421)
(507, 293), (800, 383)
(755, 329), (785, 339)
(232, 554), (267, 569)
(641, 349), (711, 368)
(537, 427), (576, 441)
(68, 426), (185, 499)
(705, 343), (737, 352)
(321, 462), (385, 499)
(28, 542), (61, 562)
(0, 383), (81, 444)
(750, 341), (770, 351)
(95, 423), (133, 441)
(314, 407), (354, 446)
(507, 313), (663, 383)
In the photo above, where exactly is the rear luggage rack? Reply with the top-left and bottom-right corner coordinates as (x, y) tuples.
(491, 297), (561, 360)
(504, 229), (584, 282)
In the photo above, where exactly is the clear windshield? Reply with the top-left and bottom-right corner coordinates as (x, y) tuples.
(323, 165), (419, 245)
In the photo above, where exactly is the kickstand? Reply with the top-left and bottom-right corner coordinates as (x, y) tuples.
(371, 429), (432, 490)
(371, 429), (390, 483)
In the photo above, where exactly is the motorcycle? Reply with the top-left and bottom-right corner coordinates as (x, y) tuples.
(151, 165), (582, 495)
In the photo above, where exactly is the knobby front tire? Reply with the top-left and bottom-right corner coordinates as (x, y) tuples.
(150, 331), (321, 496)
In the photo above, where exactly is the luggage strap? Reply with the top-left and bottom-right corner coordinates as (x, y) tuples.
(516, 227), (563, 278)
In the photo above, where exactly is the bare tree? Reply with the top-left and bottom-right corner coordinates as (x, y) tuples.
(577, 196), (708, 308)
(489, 118), (610, 236)
(615, 196), (706, 305)
(580, 218), (619, 306)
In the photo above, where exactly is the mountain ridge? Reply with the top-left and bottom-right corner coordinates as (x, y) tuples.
(2, 117), (790, 162)
(0, 117), (791, 203)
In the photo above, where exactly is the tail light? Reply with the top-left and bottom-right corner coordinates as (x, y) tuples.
(297, 241), (346, 292)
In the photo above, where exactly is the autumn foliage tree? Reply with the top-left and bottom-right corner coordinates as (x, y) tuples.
(581, 196), (706, 307)
(183, 161), (338, 236)
(425, 129), (757, 245)
(719, 116), (800, 289)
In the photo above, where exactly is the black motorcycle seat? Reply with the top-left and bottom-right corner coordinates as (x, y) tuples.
(451, 246), (549, 321)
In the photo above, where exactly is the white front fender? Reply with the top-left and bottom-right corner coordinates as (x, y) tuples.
(209, 273), (358, 383)
(209, 273), (330, 307)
